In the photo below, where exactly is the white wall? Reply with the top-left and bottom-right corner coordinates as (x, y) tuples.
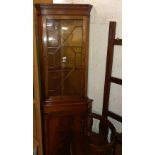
(54, 0), (122, 133)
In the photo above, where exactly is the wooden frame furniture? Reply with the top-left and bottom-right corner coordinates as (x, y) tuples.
(102, 21), (122, 155)
(71, 113), (116, 155)
(34, 4), (93, 155)
(102, 22), (122, 122)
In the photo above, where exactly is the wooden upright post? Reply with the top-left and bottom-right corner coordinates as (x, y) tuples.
(33, 1), (52, 155)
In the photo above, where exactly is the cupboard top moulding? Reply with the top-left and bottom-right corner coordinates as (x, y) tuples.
(35, 4), (92, 102)
(35, 4), (92, 16)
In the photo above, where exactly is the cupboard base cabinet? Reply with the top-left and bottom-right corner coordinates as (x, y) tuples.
(35, 4), (92, 155)
(42, 97), (92, 155)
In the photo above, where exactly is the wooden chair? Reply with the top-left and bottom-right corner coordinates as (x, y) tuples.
(71, 21), (122, 155)
(71, 113), (116, 155)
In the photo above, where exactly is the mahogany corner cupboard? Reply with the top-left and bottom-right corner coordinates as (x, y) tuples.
(34, 4), (93, 155)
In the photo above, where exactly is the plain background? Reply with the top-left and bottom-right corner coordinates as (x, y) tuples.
(0, 0), (155, 155)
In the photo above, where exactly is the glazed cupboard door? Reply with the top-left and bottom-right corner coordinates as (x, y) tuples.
(41, 16), (89, 99)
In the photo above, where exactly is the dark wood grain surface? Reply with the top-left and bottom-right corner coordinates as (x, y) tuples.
(35, 4), (93, 155)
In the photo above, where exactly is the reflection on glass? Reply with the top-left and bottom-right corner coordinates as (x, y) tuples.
(46, 19), (59, 46)
(61, 26), (68, 31)
(61, 20), (82, 46)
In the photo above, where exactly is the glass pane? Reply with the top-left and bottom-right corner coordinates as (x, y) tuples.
(48, 71), (61, 96)
(61, 20), (82, 46)
(46, 19), (59, 47)
(63, 70), (81, 95)
(48, 48), (61, 68)
(75, 48), (82, 68)
(61, 47), (75, 68)
(46, 19), (83, 96)
(61, 46), (82, 69)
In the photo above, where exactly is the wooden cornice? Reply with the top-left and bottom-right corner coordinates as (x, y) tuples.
(34, 4), (93, 16)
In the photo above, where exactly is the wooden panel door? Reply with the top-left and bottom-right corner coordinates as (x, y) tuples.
(34, 4), (92, 100)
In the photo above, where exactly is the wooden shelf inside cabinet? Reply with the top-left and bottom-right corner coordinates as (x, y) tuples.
(48, 67), (82, 71)
(47, 46), (82, 48)
(35, 4), (93, 155)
